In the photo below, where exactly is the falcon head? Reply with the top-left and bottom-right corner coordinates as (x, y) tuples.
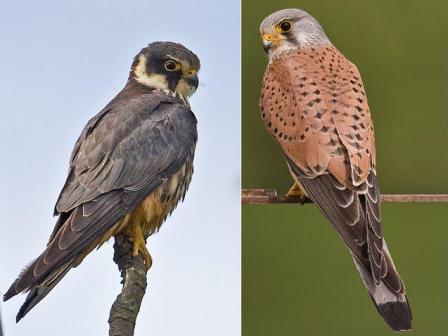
(260, 9), (331, 60)
(130, 42), (200, 97)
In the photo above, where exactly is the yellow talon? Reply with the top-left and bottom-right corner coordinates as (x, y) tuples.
(285, 182), (306, 198)
(127, 222), (153, 270)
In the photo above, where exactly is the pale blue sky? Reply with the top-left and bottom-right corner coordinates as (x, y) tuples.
(0, 1), (240, 335)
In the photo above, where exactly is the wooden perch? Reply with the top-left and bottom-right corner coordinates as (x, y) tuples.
(109, 234), (148, 336)
(242, 189), (448, 205)
(0, 304), (3, 336)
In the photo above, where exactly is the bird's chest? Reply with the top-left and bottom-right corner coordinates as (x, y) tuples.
(137, 154), (195, 237)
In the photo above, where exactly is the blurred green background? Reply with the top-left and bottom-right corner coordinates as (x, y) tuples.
(242, 0), (448, 335)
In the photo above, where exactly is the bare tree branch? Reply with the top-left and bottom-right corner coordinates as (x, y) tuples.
(0, 303), (4, 336)
(109, 234), (148, 336)
(242, 189), (448, 205)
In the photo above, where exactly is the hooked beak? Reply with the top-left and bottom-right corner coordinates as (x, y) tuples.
(188, 74), (199, 90)
(262, 33), (280, 53)
(185, 69), (199, 91)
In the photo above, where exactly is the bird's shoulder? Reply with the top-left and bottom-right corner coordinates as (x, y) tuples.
(72, 89), (195, 162)
(55, 88), (197, 214)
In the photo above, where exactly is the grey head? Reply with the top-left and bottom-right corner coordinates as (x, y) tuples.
(129, 41), (200, 97)
(259, 9), (331, 60)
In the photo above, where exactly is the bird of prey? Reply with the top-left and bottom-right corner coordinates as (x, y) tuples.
(4, 41), (200, 321)
(259, 9), (412, 331)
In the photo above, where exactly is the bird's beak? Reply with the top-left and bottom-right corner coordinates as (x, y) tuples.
(185, 69), (199, 91)
(262, 33), (280, 53)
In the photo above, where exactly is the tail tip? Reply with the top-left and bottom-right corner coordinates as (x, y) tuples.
(16, 312), (24, 323)
(377, 300), (412, 332)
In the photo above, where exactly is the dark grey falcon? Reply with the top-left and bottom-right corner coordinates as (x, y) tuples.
(4, 41), (201, 322)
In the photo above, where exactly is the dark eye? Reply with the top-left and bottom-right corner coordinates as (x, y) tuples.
(164, 60), (178, 71)
(279, 21), (292, 33)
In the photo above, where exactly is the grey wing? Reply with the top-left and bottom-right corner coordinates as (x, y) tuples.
(287, 164), (411, 330)
(56, 95), (196, 213)
(6, 94), (197, 298)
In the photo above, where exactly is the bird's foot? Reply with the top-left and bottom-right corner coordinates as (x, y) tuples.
(285, 182), (308, 204)
(127, 223), (152, 270)
(285, 182), (305, 198)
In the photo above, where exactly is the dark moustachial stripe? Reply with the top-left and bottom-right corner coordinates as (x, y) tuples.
(4, 42), (200, 323)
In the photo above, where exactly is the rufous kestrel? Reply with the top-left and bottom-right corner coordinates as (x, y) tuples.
(259, 9), (412, 331)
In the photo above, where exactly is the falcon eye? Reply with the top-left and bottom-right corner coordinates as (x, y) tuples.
(278, 20), (292, 33)
(164, 60), (179, 71)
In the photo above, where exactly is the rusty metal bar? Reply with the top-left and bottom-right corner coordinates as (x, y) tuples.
(242, 189), (448, 205)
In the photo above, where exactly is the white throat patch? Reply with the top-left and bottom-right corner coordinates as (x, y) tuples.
(268, 43), (297, 62)
(133, 54), (168, 90)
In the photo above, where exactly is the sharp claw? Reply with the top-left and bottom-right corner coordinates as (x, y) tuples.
(285, 182), (305, 198)
(127, 223), (152, 270)
(134, 241), (152, 270)
(143, 251), (153, 270)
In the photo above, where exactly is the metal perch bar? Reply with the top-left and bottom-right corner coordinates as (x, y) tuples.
(242, 189), (448, 205)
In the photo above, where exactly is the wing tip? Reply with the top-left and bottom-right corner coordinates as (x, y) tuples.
(3, 277), (22, 302)
(3, 288), (16, 302)
(3, 257), (40, 303)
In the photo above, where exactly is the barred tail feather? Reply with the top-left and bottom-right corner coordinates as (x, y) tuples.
(351, 250), (412, 331)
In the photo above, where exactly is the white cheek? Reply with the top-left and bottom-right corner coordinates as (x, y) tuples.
(133, 54), (169, 90)
(136, 73), (168, 89)
(295, 31), (308, 44)
(176, 79), (196, 97)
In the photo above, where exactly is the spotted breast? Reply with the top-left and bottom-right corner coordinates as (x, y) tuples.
(260, 46), (376, 190)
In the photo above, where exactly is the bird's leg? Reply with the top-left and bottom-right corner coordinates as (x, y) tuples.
(285, 182), (309, 205)
(285, 182), (306, 198)
(126, 222), (152, 270)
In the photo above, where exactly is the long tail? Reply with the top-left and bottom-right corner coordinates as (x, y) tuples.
(3, 258), (76, 322)
(351, 241), (412, 331)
